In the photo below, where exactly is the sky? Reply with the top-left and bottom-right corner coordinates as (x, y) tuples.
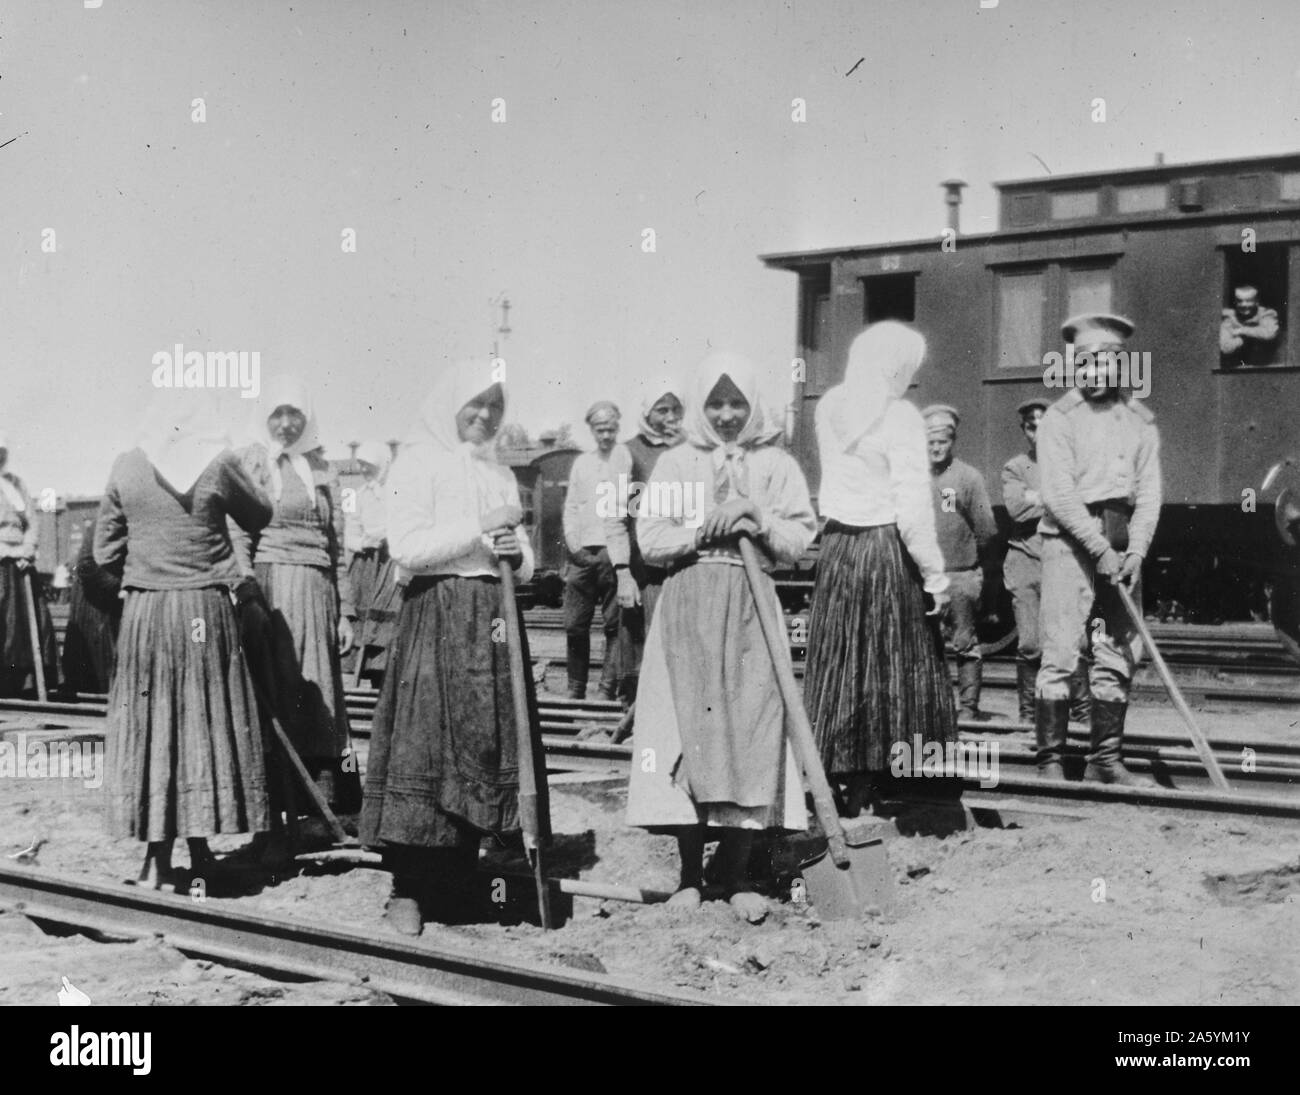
(3, 0), (1300, 496)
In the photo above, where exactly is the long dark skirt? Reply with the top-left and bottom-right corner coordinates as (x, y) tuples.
(0, 559), (59, 696)
(255, 561), (350, 760)
(346, 547), (400, 677)
(360, 574), (532, 850)
(804, 523), (956, 776)
(62, 582), (120, 695)
(106, 587), (270, 842)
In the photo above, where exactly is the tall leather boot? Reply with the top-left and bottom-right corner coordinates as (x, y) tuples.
(566, 631), (590, 700)
(1068, 663), (1093, 725)
(596, 629), (620, 701)
(1034, 696), (1068, 780)
(1016, 660), (1038, 723)
(957, 659), (990, 721)
(1083, 698), (1154, 787)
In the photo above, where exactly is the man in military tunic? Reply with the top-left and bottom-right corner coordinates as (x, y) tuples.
(1035, 315), (1160, 786)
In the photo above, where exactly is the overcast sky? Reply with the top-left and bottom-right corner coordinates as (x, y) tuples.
(4, 0), (1299, 495)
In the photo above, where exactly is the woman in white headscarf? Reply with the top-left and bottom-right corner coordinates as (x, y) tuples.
(803, 321), (956, 815)
(605, 375), (684, 705)
(628, 351), (816, 924)
(344, 440), (399, 686)
(95, 388), (273, 888)
(230, 376), (358, 818)
(0, 433), (59, 696)
(360, 359), (536, 936)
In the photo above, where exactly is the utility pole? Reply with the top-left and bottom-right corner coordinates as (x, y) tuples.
(491, 292), (512, 359)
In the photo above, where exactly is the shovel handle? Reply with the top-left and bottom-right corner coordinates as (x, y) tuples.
(1115, 583), (1231, 792)
(498, 559), (555, 930)
(23, 569), (48, 703)
(737, 537), (851, 869)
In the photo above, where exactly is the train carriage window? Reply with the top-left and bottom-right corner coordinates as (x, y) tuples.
(1221, 245), (1287, 368)
(1050, 190), (1099, 220)
(1281, 172), (1300, 202)
(996, 269), (1046, 369)
(1116, 184), (1168, 214)
(861, 273), (916, 324)
(1065, 265), (1114, 317)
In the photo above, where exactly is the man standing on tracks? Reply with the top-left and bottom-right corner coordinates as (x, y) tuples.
(1002, 398), (1092, 724)
(1035, 314), (1161, 786)
(562, 401), (632, 700)
(924, 404), (998, 721)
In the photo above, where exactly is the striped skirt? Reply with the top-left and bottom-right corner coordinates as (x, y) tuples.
(0, 559), (59, 692)
(346, 547), (400, 676)
(106, 587), (270, 842)
(804, 523), (956, 777)
(256, 562), (351, 760)
(360, 575), (526, 850)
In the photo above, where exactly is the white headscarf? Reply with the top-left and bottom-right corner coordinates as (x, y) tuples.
(407, 358), (505, 459)
(823, 322), (927, 451)
(137, 389), (231, 494)
(247, 374), (323, 509)
(683, 351), (783, 504)
(354, 440), (393, 485)
(636, 375), (685, 447)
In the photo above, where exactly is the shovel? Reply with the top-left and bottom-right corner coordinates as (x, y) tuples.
(1116, 583), (1231, 792)
(737, 536), (894, 919)
(22, 569), (49, 703)
(499, 559), (555, 930)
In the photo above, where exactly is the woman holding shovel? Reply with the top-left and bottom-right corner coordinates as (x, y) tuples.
(803, 322), (957, 814)
(628, 351), (816, 924)
(360, 359), (535, 936)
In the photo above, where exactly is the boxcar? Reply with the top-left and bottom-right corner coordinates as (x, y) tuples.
(762, 151), (1300, 624)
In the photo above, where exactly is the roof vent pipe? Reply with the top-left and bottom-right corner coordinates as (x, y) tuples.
(940, 179), (968, 235)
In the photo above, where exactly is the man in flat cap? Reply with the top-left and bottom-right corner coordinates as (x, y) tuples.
(562, 400), (632, 699)
(1002, 397), (1091, 724)
(925, 404), (998, 721)
(1034, 314), (1160, 785)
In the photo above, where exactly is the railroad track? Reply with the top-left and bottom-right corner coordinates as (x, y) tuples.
(0, 863), (714, 1006)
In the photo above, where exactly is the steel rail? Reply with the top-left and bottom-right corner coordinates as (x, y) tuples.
(0, 864), (715, 1006)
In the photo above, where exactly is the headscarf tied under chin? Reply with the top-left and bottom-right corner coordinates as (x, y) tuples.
(684, 351), (783, 505)
(637, 375), (685, 447)
(249, 374), (324, 509)
(824, 321), (927, 451)
(0, 430), (24, 512)
(137, 389), (232, 494)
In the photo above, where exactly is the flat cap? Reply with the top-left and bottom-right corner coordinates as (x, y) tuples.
(921, 403), (960, 434)
(1017, 396), (1050, 416)
(1062, 313), (1135, 348)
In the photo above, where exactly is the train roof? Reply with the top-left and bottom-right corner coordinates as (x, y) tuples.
(760, 151), (1300, 269)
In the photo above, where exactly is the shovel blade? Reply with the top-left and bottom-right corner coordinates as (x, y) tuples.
(800, 816), (895, 921)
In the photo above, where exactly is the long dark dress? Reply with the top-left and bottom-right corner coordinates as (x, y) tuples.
(61, 519), (122, 695)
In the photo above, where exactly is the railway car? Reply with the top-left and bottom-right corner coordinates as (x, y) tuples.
(761, 151), (1300, 637)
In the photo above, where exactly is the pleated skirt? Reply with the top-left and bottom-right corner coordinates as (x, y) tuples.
(626, 561), (806, 832)
(347, 548), (400, 675)
(360, 575), (524, 850)
(804, 523), (957, 777)
(0, 559), (59, 690)
(106, 587), (270, 842)
(256, 562), (350, 759)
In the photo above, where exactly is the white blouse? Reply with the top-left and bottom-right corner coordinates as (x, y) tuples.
(386, 445), (534, 583)
(815, 397), (948, 594)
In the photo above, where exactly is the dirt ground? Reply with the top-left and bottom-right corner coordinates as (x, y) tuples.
(1, 691), (1298, 1006)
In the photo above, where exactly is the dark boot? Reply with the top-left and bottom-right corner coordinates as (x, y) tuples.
(957, 659), (990, 721)
(566, 632), (590, 699)
(1084, 699), (1154, 787)
(1068, 663), (1093, 724)
(1016, 661), (1038, 723)
(1034, 696), (1068, 780)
